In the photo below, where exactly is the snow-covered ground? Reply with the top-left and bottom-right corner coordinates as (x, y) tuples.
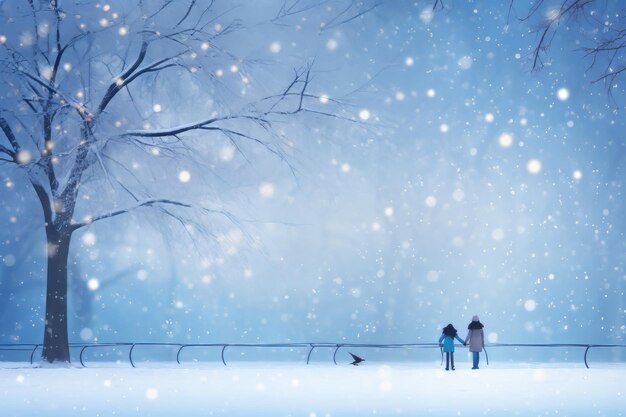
(1, 362), (624, 417)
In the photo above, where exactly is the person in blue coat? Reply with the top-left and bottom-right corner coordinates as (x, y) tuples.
(438, 323), (465, 371)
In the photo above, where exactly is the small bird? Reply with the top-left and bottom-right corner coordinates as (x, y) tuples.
(349, 352), (365, 366)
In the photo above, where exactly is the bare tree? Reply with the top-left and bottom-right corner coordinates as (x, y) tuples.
(0, 0), (350, 363)
(509, 0), (626, 94)
(426, 0), (625, 95)
(273, 0), (381, 29)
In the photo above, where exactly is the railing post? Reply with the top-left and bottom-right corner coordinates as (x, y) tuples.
(584, 345), (591, 369)
(306, 344), (315, 365)
(129, 344), (136, 368)
(176, 345), (186, 365)
(79, 345), (88, 367)
(29, 344), (39, 365)
(221, 345), (228, 366)
(332, 344), (341, 365)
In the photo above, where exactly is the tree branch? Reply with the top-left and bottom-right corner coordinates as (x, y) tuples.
(71, 198), (236, 231)
(0, 115), (21, 156)
(518, 0), (595, 71)
(30, 179), (54, 224)
(175, 0), (200, 27)
(117, 54), (184, 88)
(97, 41), (149, 115)
(16, 68), (86, 119)
(273, 0), (329, 23)
(121, 114), (246, 138)
(321, 0), (382, 31)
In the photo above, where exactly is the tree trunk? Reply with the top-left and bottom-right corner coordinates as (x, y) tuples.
(42, 225), (71, 363)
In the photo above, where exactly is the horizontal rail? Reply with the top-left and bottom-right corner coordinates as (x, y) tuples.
(1, 342), (624, 369)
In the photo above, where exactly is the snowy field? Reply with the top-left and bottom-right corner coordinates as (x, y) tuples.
(1, 362), (624, 417)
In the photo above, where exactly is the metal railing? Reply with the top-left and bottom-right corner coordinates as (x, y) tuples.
(1, 342), (624, 369)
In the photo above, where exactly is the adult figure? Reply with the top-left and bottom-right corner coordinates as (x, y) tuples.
(465, 315), (485, 369)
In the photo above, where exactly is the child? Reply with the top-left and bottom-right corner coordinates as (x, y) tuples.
(465, 315), (485, 369)
(438, 323), (465, 371)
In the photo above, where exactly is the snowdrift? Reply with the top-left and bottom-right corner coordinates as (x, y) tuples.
(0, 362), (623, 416)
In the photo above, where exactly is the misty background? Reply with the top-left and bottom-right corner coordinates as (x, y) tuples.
(0, 0), (624, 362)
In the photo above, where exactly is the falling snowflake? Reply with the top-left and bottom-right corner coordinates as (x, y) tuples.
(498, 133), (513, 148)
(16, 150), (32, 165)
(527, 159), (542, 174)
(457, 55), (473, 70)
(452, 189), (465, 201)
(178, 170), (191, 183)
(420, 8), (434, 24)
(326, 38), (338, 51)
(3, 254), (15, 267)
(87, 278), (100, 291)
(425, 196), (437, 207)
(145, 388), (158, 400)
(491, 228), (504, 241)
(219, 145), (235, 161)
(259, 182), (275, 198)
(524, 299), (537, 311)
(269, 41), (281, 53)
(82, 232), (96, 246)
(20, 32), (34, 46)
(557, 88), (570, 101)
(80, 327), (94, 341)
(426, 270), (439, 282)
